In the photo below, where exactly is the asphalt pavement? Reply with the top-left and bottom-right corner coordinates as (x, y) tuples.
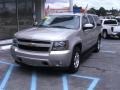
(0, 38), (120, 90)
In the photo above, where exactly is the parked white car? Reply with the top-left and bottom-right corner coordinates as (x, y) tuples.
(101, 19), (120, 39)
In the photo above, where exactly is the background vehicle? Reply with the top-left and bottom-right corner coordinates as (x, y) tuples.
(115, 16), (120, 25)
(11, 13), (101, 73)
(101, 19), (120, 39)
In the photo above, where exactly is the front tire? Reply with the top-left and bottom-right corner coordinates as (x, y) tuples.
(68, 47), (81, 73)
(93, 38), (101, 53)
(102, 30), (108, 39)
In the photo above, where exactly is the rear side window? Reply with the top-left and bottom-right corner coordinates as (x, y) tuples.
(88, 15), (95, 27)
(93, 16), (100, 25)
(93, 16), (99, 22)
(104, 20), (117, 24)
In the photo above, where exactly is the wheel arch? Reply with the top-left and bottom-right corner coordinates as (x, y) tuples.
(102, 29), (108, 32)
(73, 42), (82, 51)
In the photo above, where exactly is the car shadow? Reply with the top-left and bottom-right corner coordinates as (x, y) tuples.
(102, 37), (120, 40)
(14, 65), (67, 76)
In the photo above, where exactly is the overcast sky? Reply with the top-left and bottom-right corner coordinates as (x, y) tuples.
(46, 0), (120, 10)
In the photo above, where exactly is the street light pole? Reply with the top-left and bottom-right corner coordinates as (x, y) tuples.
(16, 0), (19, 31)
(69, 0), (73, 12)
(33, 1), (36, 23)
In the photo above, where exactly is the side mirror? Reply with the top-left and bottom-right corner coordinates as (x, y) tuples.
(33, 21), (38, 26)
(83, 24), (93, 30)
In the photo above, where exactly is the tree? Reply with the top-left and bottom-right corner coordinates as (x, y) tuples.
(111, 9), (119, 16)
(88, 8), (97, 14)
(98, 7), (107, 16)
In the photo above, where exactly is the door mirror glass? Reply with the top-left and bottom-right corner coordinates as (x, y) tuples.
(83, 24), (93, 30)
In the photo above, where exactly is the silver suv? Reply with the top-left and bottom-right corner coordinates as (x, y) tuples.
(11, 13), (101, 73)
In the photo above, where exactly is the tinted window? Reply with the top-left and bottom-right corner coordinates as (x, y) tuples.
(88, 15), (95, 27)
(93, 16), (99, 22)
(93, 16), (100, 24)
(82, 15), (89, 26)
(104, 20), (117, 24)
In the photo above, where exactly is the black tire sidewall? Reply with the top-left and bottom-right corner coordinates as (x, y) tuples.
(68, 47), (81, 73)
(94, 38), (101, 52)
(102, 31), (108, 39)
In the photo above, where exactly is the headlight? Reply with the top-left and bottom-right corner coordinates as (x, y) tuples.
(52, 41), (69, 51)
(13, 38), (18, 46)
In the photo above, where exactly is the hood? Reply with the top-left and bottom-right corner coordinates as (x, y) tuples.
(15, 27), (76, 41)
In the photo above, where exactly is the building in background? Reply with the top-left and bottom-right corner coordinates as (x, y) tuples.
(0, 0), (75, 40)
(45, 0), (73, 15)
(45, 5), (70, 15)
(0, 0), (45, 40)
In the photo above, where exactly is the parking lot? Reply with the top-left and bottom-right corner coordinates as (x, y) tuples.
(0, 39), (120, 90)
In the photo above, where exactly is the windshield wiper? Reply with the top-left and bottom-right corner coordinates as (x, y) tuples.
(51, 26), (71, 29)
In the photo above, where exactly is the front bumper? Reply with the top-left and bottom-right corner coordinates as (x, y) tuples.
(110, 32), (120, 37)
(11, 46), (72, 67)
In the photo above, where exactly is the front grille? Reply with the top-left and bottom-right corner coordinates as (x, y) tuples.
(17, 39), (51, 52)
(18, 45), (49, 52)
(18, 39), (50, 44)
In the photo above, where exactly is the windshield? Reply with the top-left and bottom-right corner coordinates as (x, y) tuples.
(104, 20), (117, 25)
(38, 15), (80, 29)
